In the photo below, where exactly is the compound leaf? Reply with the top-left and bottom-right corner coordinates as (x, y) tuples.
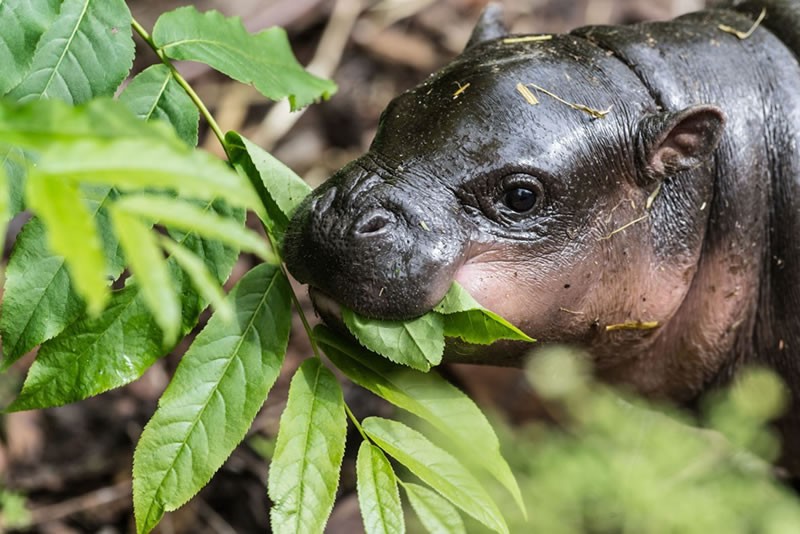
(153, 7), (336, 110)
(268, 358), (347, 534)
(356, 441), (405, 534)
(0, 0), (60, 96)
(401, 482), (465, 534)
(110, 206), (179, 347)
(363, 417), (508, 534)
(7, 0), (134, 104)
(119, 63), (199, 147)
(133, 263), (291, 534)
(342, 308), (443, 371)
(316, 326), (525, 515)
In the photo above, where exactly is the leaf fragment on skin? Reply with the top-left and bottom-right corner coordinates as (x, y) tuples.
(268, 358), (347, 534)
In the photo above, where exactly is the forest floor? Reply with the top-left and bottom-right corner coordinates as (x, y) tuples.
(1, 0), (702, 532)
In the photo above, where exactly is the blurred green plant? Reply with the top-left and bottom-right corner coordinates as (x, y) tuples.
(451, 347), (800, 534)
(0, 488), (31, 530)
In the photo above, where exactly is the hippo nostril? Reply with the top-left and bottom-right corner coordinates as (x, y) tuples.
(354, 211), (393, 236)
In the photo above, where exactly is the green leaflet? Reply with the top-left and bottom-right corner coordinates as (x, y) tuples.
(401, 482), (465, 534)
(133, 263), (291, 534)
(110, 207), (180, 346)
(113, 194), (275, 263)
(363, 417), (508, 534)
(0, 0), (60, 96)
(119, 64), (199, 147)
(315, 325), (525, 515)
(356, 441), (405, 534)
(1, 148), (27, 216)
(7, 0), (134, 104)
(7, 201), (241, 411)
(152, 7), (336, 110)
(0, 186), (123, 368)
(434, 282), (534, 344)
(268, 359), (347, 534)
(25, 173), (109, 315)
(226, 132), (311, 244)
(157, 235), (233, 323)
(342, 308), (443, 371)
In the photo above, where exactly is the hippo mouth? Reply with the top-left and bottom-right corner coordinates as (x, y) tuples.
(308, 287), (345, 331)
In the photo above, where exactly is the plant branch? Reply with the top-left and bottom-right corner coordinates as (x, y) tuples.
(345, 402), (368, 442)
(130, 17), (227, 151)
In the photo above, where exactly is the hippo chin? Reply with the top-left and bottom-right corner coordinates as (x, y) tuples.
(285, 1), (800, 471)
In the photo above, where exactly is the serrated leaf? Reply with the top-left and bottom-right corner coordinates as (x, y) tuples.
(157, 235), (232, 322)
(2, 148), (27, 216)
(363, 417), (508, 534)
(0, 0), (60, 95)
(434, 283), (534, 344)
(7, 201), (241, 410)
(133, 263), (291, 534)
(25, 173), (108, 315)
(114, 194), (275, 263)
(356, 441), (405, 534)
(110, 207), (179, 346)
(7, 0), (134, 104)
(316, 325), (525, 516)
(152, 6), (336, 110)
(342, 308), (443, 371)
(0, 98), (183, 149)
(119, 64), (199, 147)
(268, 358), (347, 534)
(225, 132), (310, 241)
(401, 482), (465, 534)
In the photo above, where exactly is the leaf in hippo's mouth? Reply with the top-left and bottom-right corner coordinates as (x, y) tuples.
(338, 282), (535, 371)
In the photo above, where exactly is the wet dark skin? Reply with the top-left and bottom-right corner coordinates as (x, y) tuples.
(285, 0), (800, 472)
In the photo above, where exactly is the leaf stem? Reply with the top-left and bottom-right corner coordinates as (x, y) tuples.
(345, 402), (369, 442)
(130, 17), (227, 150)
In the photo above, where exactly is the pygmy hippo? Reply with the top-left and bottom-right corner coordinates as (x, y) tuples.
(284, 1), (800, 471)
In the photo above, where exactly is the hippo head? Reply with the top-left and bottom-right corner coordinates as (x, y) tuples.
(284, 7), (725, 367)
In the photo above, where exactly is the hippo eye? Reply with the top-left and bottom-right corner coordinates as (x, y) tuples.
(504, 187), (537, 213)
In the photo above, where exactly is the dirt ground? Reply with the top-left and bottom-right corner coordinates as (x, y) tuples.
(1, 0), (706, 532)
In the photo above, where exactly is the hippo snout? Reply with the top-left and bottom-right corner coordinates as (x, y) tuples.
(284, 160), (469, 320)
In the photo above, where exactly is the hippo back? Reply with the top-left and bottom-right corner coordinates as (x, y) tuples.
(727, 0), (800, 59)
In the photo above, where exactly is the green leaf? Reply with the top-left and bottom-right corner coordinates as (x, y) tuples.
(133, 263), (291, 534)
(110, 206), (180, 347)
(7, 201), (241, 410)
(316, 325), (525, 516)
(0, 0), (60, 96)
(434, 283), (534, 344)
(342, 308), (443, 371)
(268, 358), (347, 534)
(114, 194), (275, 263)
(152, 6), (336, 110)
(25, 173), (108, 315)
(401, 482), (465, 534)
(7, 0), (134, 104)
(225, 132), (310, 241)
(0, 156), (9, 244)
(363, 417), (508, 534)
(0, 186), (125, 368)
(356, 441), (405, 534)
(2, 148), (28, 216)
(157, 235), (233, 322)
(119, 64), (199, 147)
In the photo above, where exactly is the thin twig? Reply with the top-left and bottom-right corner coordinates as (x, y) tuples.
(597, 214), (648, 241)
(718, 8), (766, 40)
(527, 83), (612, 119)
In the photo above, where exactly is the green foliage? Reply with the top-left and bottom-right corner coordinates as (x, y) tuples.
(5, 3), (794, 534)
(152, 7), (336, 111)
(133, 263), (291, 533)
(357, 441), (405, 534)
(0, 488), (31, 530)
(268, 358), (347, 534)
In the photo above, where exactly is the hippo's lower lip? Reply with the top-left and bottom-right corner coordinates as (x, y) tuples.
(309, 287), (345, 331)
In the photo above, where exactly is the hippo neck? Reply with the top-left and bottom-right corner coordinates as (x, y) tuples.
(575, 8), (800, 401)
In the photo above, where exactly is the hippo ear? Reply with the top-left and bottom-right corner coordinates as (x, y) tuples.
(465, 3), (508, 50)
(638, 105), (726, 182)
